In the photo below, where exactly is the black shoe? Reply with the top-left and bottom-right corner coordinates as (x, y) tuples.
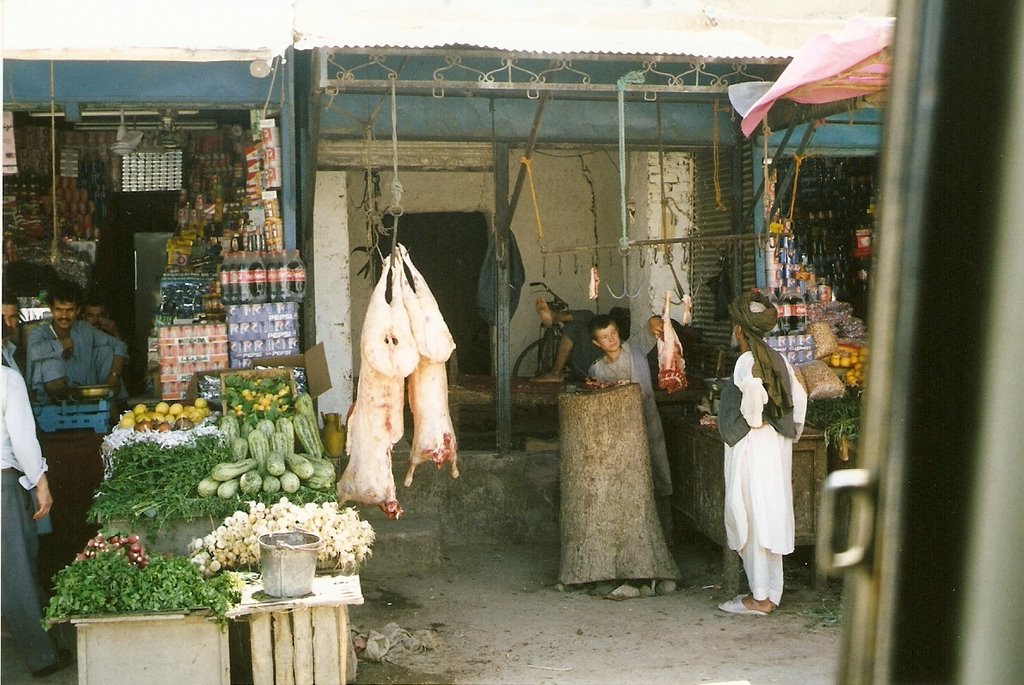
(31, 648), (72, 678)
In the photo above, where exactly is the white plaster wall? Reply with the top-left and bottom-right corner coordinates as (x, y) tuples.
(641, 151), (695, 321)
(311, 171), (353, 414)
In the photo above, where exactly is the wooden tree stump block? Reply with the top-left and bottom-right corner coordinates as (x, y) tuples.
(557, 383), (681, 585)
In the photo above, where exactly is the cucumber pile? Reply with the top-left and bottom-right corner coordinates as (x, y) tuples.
(198, 393), (334, 499)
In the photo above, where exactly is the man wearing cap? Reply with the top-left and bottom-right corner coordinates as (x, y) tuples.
(716, 289), (807, 616)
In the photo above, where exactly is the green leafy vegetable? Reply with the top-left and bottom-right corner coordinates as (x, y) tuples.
(806, 397), (861, 448)
(44, 551), (243, 628)
(88, 434), (336, 531)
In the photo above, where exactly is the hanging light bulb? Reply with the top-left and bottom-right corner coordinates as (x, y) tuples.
(249, 59), (273, 79)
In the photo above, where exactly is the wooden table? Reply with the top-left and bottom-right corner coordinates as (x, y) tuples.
(226, 574), (364, 685)
(665, 417), (829, 592)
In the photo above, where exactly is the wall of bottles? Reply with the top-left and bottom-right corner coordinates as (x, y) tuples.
(768, 155), (877, 323)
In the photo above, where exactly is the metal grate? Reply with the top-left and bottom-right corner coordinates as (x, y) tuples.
(690, 143), (754, 376)
(120, 150), (183, 192)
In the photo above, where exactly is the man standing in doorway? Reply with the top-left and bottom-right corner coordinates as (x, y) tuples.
(716, 289), (807, 615)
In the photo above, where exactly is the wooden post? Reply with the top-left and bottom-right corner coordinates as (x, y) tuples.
(557, 384), (681, 585)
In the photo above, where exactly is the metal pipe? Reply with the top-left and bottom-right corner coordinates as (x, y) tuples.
(539, 232), (759, 256)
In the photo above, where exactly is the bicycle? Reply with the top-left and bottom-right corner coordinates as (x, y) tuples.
(512, 281), (570, 379)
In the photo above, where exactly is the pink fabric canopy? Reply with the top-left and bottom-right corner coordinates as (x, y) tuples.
(740, 16), (895, 137)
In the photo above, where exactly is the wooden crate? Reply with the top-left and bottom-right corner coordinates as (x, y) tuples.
(219, 368), (296, 417)
(238, 606), (354, 685)
(227, 574), (362, 685)
(72, 612), (230, 685)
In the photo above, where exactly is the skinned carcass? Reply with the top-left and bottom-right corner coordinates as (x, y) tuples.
(339, 254), (412, 518)
(361, 254), (420, 379)
(657, 290), (687, 393)
(339, 360), (404, 518)
(340, 243), (461, 514)
(397, 244), (456, 363)
(395, 245), (459, 486)
(405, 357), (459, 486)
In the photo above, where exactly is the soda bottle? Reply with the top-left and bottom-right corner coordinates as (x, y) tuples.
(236, 252), (252, 304)
(265, 250), (282, 303)
(276, 251), (293, 303)
(225, 253), (242, 305)
(247, 252), (268, 304)
(287, 250), (306, 303)
(219, 254), (232, 305)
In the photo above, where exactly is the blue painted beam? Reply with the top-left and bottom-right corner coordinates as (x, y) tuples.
(318, 94), (737, 146)
(3, 60), (282, 108)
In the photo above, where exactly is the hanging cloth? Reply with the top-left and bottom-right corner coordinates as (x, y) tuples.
(706, 252), (734, 321)
(476, 231), (526, 325)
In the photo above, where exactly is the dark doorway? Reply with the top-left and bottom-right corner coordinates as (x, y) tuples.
(381, 212), (491, 375)
(98, 191), (178, 395)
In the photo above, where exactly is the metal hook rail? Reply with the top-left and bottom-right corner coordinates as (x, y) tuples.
(539, 231), (760, 257)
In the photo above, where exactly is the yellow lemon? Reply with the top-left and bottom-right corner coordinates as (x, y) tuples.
(133, 403), (148, 416)
(119, 414), (136, 429)
(155, 401), (170, 415)
(194, 398), (208, 410)
(168, 403), (184, 416)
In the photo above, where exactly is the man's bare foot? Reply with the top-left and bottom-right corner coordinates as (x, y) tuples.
(533, 372), (564, 383)
(535, 297), (555, 328)
(743, 595), (776, 613)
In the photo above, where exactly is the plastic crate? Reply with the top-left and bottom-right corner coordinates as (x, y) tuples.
(33, 400), (110, 434)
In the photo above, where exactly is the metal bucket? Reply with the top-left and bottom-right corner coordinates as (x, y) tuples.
(258, 531), (323, 598)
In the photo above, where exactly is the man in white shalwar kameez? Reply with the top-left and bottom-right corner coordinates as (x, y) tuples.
(716, 290), (807, 615)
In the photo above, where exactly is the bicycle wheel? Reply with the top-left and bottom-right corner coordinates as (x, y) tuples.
(513, 330), (560, 378)
(512, 338), (545, 378)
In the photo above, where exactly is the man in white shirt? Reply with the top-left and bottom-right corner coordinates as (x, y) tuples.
(1, 365), (70, 676)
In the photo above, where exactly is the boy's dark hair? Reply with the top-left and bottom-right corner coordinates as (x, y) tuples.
(2, 292), (18, 307)
(588, 313), (617, 340)
(48, 280), (83, 306)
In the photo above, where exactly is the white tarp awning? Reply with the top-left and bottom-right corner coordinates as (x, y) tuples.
(2, 0), (895, 62)
(1, 0), (293, 62)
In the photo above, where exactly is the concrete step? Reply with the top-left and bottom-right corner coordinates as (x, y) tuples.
(359, 507), (442, 571)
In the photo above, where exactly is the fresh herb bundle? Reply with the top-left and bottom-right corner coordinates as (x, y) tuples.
(88, 434), (336, 530)
(806, 397), (861, 448)
(44, 551), (243, 628)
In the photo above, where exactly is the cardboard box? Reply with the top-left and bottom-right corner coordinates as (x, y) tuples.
(186, 342), (332, 400)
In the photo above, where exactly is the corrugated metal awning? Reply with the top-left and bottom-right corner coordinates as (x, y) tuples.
(295, 0), (895, 62)
(3, 0), (894, 63)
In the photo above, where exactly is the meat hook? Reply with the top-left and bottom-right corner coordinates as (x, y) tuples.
(606, 253), (643, 300)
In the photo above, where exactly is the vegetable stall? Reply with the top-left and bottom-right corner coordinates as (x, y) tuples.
(43, 370), (374, 683)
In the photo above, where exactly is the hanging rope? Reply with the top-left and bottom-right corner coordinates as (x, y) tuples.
(786, 154), (805, 226)
(387, 76), (404, 255)
(49, 61), (59, 264)
(520, 156), (545, 243)
(656, 102), (672, 262)
(712, 100), (727, 211)
(616, 70), (645, 254)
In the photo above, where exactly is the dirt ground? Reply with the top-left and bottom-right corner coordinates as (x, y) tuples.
(349, 537), (845, 685)
(1, 536), (843, 685)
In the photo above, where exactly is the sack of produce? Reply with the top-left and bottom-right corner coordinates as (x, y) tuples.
(792, 363), (808, 393)
(808, 321), (839, 360)
(798, 359), (846, 400)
